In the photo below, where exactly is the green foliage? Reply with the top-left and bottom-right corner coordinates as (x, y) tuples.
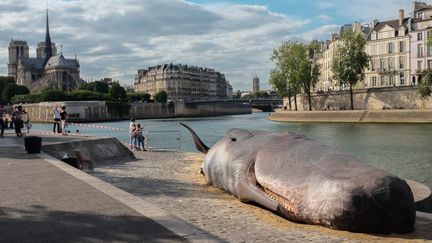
(418, 72), (432, 99)
(109, 83), (127, 100)
(127, 92), (151, 103)
(233, 90), (242, 99)
(270, 41), (320, 110)
(70, 90), (110, 101)
(1, 83), (30, 104)
(0, 76), (16, 104)
(153, 90), (168, 103)
(251, 91), (269, 99)
(106, 100), (130, 117)
(331, 30), (370, 110)
(38, 89), (69, 101)
(81, 81), (109, 93)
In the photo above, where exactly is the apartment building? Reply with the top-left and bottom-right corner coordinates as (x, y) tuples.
(410, 1), (432, 85)
(316, 23), (370, 91)
(364, 10), (410, 88)
(134, 63), (230, 101)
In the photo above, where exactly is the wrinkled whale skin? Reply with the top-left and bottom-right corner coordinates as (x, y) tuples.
(182, 124), (416, 234)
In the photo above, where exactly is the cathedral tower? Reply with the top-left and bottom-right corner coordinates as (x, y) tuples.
(8, 39), (29, 81)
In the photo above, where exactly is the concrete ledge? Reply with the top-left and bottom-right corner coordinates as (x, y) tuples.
(407, 179), (432, 213)
(270, 109), (432, 123)
(42, 137), (136, 166)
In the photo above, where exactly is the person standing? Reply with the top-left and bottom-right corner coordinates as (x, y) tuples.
(136, 123), (147, 151)
(0, 109), (5, 136)
(12, 106), (23, 137)
(51, 106), (61, 134)
(129, 117), (137, 150)
(60, 106), (68, 135)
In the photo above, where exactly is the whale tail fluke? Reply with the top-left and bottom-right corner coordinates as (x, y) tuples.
(179, 123), (209, 154)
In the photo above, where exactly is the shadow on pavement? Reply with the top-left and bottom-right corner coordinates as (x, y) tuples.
(0, 205), (187, 242)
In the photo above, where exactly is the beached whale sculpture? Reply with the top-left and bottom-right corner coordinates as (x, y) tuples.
(180, 123), (416, 234)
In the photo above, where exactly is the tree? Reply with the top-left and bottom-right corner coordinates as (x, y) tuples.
(418, 72), (432, 102)
(153, 90), (168, 103)
(80, 81), (109, 93)
(109, 83), (127, 100)
(0, 76), (15, 104)
(128, 93), (151, 103)
(331, 30), (370, 110)
(233, 90), (242, 99)
(1, 83), (30, 104)
(251, 91), (270, 99)
(297, 43), (321, 111)
(270, 41), (314, 111)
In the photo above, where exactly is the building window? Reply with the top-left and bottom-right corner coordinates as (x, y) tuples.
(372, 77), (377, 86)
(428, 60), (432, 70)
(400, 73), (405, 86)
(418, 60), (423, 71)
(418, 32), (423, 41)
(380, 58), (385, 70)
(399, 57), (404, 69)
(418, 44), (424, 57)
(389, 75), (395, 86)
(380, 76), (386, 86)
(399, 41), (404, 52)
(388, 43), (394, 53)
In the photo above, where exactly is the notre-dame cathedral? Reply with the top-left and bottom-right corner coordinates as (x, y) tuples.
(7, 10), (83, 92)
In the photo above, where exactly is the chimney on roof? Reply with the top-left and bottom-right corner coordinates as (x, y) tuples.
(399, 9), (404, 26)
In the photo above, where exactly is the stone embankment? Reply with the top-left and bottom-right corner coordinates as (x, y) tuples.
(270, 109), (432, 123)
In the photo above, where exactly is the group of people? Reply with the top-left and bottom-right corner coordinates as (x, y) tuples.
(50, 106), (68, 135)
(129, 117), (147, 151)
(0, 105), (31, 137)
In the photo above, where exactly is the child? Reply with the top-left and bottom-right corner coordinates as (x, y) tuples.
(130, 124), (137, 150)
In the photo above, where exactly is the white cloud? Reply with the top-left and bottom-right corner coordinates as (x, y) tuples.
(0, 0), (314, 91)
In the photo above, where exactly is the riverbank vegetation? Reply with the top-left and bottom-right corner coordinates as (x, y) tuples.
(269, 41), (320, 111)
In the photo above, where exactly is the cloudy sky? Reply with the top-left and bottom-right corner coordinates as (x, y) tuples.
(0, 0), (412, 91)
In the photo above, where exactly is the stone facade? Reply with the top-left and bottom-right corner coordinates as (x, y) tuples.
(134, 63), (232, 101)
(7, 11), (82, 92)
(252, 76), (260, 93)
(364, 10), (410, 88)
(316, 22), (371, 91)
(410, 2), (432, 84)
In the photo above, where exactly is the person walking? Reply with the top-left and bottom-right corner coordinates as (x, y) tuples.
(60, 106), (68, 135)
(129, 117), (137, 150)
(51, 106), (61, 134)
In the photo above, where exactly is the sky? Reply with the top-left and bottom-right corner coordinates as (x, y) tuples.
(0, 0), (413, 91)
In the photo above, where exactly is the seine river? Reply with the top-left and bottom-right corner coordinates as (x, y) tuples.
(33, 112), (432, 188)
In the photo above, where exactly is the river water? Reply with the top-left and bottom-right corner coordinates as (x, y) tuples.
(32, 112), (432, 188)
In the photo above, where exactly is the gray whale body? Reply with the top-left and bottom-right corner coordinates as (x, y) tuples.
(180, 123), (416, 234)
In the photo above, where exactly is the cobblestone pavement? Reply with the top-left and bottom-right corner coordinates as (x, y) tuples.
(92, 151), (432, 242)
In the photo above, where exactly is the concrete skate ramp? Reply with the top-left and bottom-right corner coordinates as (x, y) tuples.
(42, 137), (136, 166)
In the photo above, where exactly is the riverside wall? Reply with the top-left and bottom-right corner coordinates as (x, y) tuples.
(286, 86), (432, 111)
(270, 109), (432, 123)
(22, 100), (251, 123)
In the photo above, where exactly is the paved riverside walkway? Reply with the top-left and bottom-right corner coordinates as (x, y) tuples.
(0, 130), (222, 242)
(94, 150), (432, 242)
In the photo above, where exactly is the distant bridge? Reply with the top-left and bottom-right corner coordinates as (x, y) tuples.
(250, 99), (283, 112)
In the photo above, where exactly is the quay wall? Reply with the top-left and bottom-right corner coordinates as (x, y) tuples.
(286, 86), (432, 111)
(22, 100), (251, 123)
(270, 109), (432, 123)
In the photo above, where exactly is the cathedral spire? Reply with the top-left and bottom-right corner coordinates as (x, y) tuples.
(42, 9), (53, 66)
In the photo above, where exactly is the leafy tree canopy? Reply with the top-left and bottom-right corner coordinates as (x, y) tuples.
(153, 90), (168, 103)
(109, 83), (127, 100)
